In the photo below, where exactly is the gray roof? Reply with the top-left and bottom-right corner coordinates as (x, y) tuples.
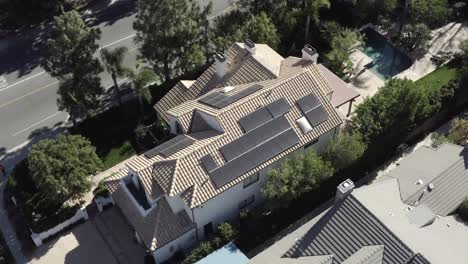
(284, 195), (428, 264)
(407, 255), (431, 264)
(390, 144), (468, 216)
(341, 246), (383, 264)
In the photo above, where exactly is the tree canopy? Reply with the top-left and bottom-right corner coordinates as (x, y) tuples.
(352, 78), (430, 145)
(262, 149), (334, 208)
(243, 12), (281, 50)
(42, 10), (101, 78)
(133, 0), (211, 81)
(28, 134), (103, 203)
(325, 27), (363, 78)
(398, 23), (431, 52)
(410, 0), (448, 29)
(324, 132), (367, 170)
(100, 46), (129, 105)
(43, 11), (103, 121)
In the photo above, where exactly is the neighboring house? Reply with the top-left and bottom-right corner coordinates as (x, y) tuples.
(104, 41), (359, 263)
(249, 143), (468, 264)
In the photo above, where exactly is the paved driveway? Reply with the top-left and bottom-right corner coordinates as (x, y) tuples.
(28, 207), (146, 264)
(29, 220), (117, 264)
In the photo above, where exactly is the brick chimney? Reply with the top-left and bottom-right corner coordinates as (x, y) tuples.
(302, 44), (318, 64)
(215, 53), (227, 78)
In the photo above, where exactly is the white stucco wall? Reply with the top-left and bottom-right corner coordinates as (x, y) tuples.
(168, 114), (184, 134)
(192, 169), (267, 240)
(152, 228), (197, 264)
(197, 111), (224, 133)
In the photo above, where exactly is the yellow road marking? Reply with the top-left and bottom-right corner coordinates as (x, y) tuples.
(0, 81), (58, 110)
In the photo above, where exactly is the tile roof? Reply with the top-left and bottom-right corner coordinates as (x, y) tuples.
(155, 43), (278, 123)
(389, 144), (468, 216)
(284, 195), (424, 264)
(112, 183), (195, 251)
(129, 65), (343, 207)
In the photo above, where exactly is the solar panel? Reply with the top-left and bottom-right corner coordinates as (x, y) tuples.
(220, 116), (290, 161)
(297, 94), (320, 114)
(159, 136), (195, 157)
(144, 135), (194, 158)
(198, 84), (263, 109)
(238, 107), (272, 133)
(200, 154), (217, 173)
(305, 105), (329, 126)
(266, 98), (290, 118)
(210, 125), (299, 188)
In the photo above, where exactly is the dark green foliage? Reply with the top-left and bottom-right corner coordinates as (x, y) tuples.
(398, 23), (431, 52)
(217, 222), (237, 244)
(182, 242), (213, 264)
(28, 134), (103, 203)
(211, 10), (246, 52)
(43, 11), (103, 121)
(93, 181), (110, 198)
(324, 132), (367, 171)
(458, 197), (468, 222)
(352, 79), (430, 145)
(262, 149), (334, 208)
(243, 12), (281, 50)
(133, 0), (211, 81)
(410, 0), (448, 29)
(182, 222), (237, 264)
(325, 27), (363, 78)
(43, 11), (102, 78)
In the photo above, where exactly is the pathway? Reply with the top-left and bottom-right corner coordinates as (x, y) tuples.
(0, 179), (27, 264)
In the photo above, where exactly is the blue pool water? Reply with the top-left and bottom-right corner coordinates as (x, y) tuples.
(360, 28), (413, 80)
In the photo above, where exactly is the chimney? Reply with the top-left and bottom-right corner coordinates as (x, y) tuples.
(244, 39), (256, 55)
(336, 179), (355, 201)
(215, 53), (227, 78)
(302, 44), (318, 64)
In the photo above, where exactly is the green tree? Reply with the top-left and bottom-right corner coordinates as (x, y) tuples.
(262, 149), (334, 208)
(28, 134), (103, 203)
(320, 20), (342, 44)
(127, 64), (160, 116)
(133, 0), (211, 81)
(325, 27), (363, 78)
(42, 10), (101, 78)
(460, 40), (468, 81)
(410, 0), (448, 29)
(398, 23), (431, 52)
(100, 47), (129, 106)
(57, 69), (104, 123)
(324, 132), (367, 170)
(304, 0), (331, 43)
(352, 78), (430, 145)
(243, 12), (281, 50)
(211, 10), (246, 52)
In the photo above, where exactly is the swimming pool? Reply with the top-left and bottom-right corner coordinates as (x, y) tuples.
(360, 28), (413, 80)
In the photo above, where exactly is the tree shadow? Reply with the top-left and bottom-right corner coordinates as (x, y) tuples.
(85, 0), (136, 28)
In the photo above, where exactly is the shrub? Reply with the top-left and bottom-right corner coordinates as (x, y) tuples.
(217, 222), (237, 243)
(182, 242), (213, 264)
(324, 132), (367, 171)
(93, 182), (110, 198)
(458, 198), (468, 222)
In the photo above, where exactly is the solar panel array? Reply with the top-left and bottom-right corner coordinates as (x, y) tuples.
(198, 84), (262, 109)
(238, 98), (290, 133)
(144, 135), (195, 158)
(200, 154), (217, 173)
(207, 115), (299, 188)
(296, 93), (329, 128)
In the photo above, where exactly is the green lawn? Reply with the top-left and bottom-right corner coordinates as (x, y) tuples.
(414, 62), (460, 92)
(100, 141), (136, 170)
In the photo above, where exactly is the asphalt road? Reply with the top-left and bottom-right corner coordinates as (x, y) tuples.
(0, 0), (236, 153)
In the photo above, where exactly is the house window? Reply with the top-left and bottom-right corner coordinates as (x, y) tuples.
(304, 138), (319, 150)
(204, 222), (214, 237)
(238, 195), (255, 209)
(243, 173), (259, 188)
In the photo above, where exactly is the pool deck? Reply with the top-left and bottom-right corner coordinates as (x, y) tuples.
(348, 21), (468, 111)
